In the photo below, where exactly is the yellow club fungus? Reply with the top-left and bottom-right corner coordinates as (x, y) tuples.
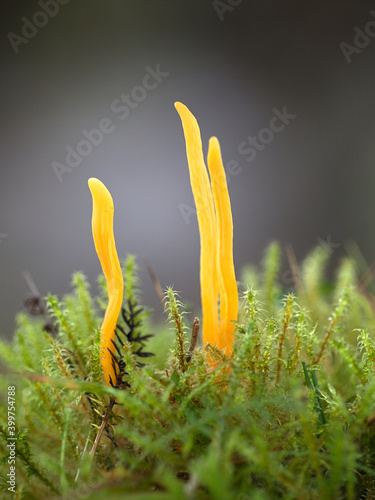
(88, 177), (123, 387)
(175, 102), (238, 355)
(207, 137), (238, 352)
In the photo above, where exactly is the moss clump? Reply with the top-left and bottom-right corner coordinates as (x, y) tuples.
(1, 246), (375, 499)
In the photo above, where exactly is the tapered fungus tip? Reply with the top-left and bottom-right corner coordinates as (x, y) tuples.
(208, 136), (220, 147)
(174, 102), (190, 116)
(88, 179), (114, 210)
(88, 177), (102, 190)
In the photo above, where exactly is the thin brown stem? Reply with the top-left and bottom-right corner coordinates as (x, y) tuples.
(186, 317), (200, 363)
(143, 258), (164, 304)
(314, 316), (337, 364)
(89, 397), (116, 456)
(276, 323), (287, 384)
(285, 244), (304, 296)
(276, 297), (293, 383)
(356, 261), (375, 312)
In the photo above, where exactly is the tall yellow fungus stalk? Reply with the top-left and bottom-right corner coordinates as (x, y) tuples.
(175, 102), (238, 355)
(88, 177), (123, 386)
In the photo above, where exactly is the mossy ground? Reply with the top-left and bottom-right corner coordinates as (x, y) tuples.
(1, 245), (375, 499)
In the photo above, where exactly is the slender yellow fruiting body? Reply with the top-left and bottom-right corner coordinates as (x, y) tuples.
(175, 102), (238, 356)
(174, 102), (219, 349)
(207, 137), (238, 353)
(88, 178), (123, 387)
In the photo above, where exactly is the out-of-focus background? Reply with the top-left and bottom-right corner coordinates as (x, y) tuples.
(1, 1), (375, 338)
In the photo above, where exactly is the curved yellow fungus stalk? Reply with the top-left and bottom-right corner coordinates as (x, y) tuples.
(207, 137), (238, 354)
(88, 178), (123, 387)
(174, 102), (219, 349)
(175, 102), (238, 356)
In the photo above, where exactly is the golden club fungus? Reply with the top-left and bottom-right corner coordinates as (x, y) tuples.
(175, 102), (238, 355)
(88, 103), (237, 383)
(88, 177), (123, 387)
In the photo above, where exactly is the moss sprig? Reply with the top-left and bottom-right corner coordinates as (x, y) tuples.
(2, 248), (375, 498)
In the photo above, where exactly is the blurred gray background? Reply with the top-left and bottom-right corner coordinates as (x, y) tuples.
(1, 1), (375, 338)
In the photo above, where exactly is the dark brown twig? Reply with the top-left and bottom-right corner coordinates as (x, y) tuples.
(89, 397), (116, 456)
(186, 317), (200, 363)
(22, 271), (56, 334)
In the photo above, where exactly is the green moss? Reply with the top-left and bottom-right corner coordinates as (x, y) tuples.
(1, 248), (375, 499)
